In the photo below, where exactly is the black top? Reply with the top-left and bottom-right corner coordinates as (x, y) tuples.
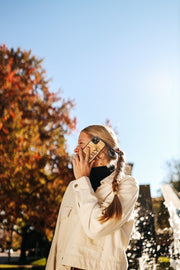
(89, 165), (115, 191)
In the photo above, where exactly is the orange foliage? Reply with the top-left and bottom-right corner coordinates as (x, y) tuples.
(0, 45), (76, 247)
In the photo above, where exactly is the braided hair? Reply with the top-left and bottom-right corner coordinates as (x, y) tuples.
(98, 149), (125, 223)
(81, 125), (125, 223)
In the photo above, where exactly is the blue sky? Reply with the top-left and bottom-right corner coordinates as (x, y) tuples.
(1, 0), (179, 197)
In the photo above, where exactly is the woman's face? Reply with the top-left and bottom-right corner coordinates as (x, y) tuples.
(74, 132), (91, 154)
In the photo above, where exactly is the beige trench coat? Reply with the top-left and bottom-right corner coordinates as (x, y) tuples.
(45, 172), (139, 270)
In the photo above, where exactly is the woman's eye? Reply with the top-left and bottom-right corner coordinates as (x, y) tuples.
(79, 143), (85, 148)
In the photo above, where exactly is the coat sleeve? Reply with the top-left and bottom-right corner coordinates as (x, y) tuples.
(72, 175), (139, 239)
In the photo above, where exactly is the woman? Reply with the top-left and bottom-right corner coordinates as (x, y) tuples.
(46, 125), (139, 270)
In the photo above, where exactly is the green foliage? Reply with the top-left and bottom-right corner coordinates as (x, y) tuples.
(0, 45), (76, 250)
(166, 159), (180, 193)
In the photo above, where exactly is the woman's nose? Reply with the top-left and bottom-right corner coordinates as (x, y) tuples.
(74, 146), (79, 153)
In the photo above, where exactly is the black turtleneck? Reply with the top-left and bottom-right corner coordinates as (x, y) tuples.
(89, 165), (115, 192)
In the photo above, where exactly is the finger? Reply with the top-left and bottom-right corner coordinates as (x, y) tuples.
(90, 159), (95, 169)
(73, 155), (79, 167)
(72, 154), (76, 160)
(73, 156), (79, 171)
(85, 146), (90, 163)
(72, 158), (76, 168)
(72, 161), (78, 179)
(74, 154), (79, 161)
(78, 148), (84, 161)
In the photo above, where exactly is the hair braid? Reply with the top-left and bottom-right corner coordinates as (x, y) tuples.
(99, 150), (125, 224)
(112, 150), (125, 193)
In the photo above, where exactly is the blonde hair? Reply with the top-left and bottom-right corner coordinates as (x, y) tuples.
(82, 125), (125, 223)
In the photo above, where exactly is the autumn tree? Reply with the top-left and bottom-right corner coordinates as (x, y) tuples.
(0, 45), (76, 260)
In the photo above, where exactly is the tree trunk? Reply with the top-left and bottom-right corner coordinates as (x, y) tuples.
(20, 226), (28, 263)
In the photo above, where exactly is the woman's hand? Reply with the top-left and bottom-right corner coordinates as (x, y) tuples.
(72, 147), (95, 179)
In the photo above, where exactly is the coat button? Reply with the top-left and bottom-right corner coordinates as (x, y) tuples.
(74, 183), (78, 188)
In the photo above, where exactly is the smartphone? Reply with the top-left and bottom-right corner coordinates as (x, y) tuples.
(82, 136), (106, 163)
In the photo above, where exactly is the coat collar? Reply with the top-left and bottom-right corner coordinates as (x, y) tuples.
(100, 171), (126, 185)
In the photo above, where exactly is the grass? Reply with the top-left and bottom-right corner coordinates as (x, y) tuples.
(0, 258), (46, 269)
(0, 266), (33, 269)
(31, 258), (46, 266)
